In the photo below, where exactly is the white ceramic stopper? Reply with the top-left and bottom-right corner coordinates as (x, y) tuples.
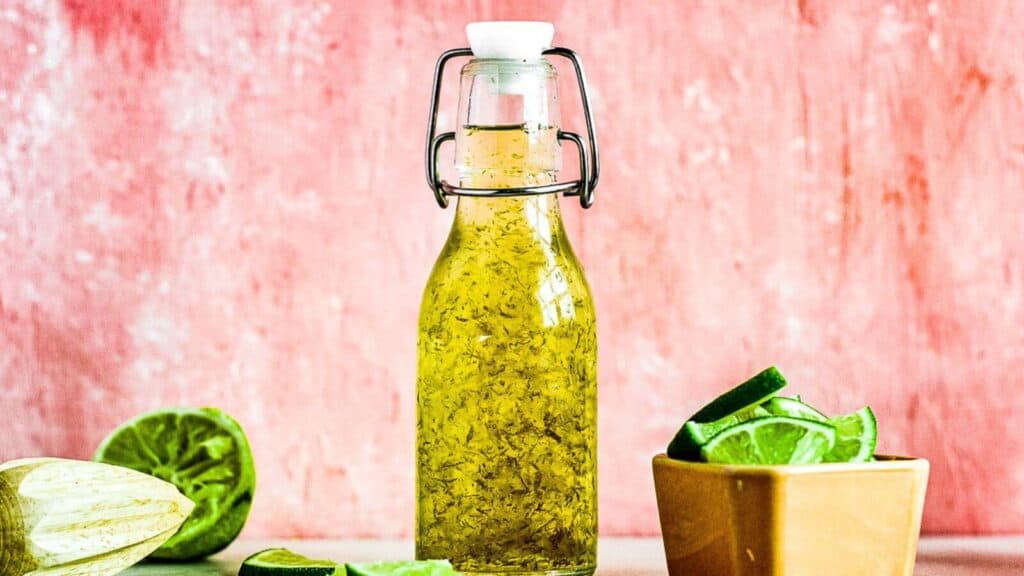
(465, 21), (555, 60)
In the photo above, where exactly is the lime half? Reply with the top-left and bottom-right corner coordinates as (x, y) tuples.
(94, 407), (256, 560)
(239, 549), (343, 576)
(347, 561), (456, 576)
(700, 416), (836, 465)
(763, 397), (828, 422)
(667, 367), (787, 460)
(824, 406), (877, 462)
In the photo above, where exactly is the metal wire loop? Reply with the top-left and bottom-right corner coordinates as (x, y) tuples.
(425, 47), (600, 209)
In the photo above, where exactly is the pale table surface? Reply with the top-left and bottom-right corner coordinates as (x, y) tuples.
(122, 537), (1024, 576)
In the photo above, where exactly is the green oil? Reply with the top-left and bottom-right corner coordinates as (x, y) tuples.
(416, 124), (598, 575)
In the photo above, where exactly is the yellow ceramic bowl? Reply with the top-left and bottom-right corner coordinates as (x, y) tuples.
(653, 454), (929, 576)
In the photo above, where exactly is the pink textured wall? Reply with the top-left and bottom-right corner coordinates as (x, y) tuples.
(1, 0), (1023, 538)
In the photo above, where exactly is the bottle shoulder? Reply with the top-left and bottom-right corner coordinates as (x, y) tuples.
(423, 229), (592, 290)
(419, 228), (595, 330)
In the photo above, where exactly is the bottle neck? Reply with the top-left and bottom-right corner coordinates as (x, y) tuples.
(453, 57), (562, 215)
(451, 57), (564, 238)
(453, 193), (565, 249)
(454, 122), (563, 238)
(457, 123), (559, 188)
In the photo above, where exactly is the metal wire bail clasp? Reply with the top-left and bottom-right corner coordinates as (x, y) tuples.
(425, 47), (601, 209)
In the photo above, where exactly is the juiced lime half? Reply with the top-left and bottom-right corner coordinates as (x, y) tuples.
(824, 406), (877, 463)
(239, 549), (343, 576)
(700, 416), (836, 465)
(346, 561), (456, 576)
(667, 366), (788, 460)
(94, 407), (256, 560)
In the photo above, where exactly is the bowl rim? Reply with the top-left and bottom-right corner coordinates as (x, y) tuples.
(653, 453), (929, 477)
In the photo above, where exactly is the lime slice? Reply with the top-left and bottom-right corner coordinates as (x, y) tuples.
(239, 549), (343, 576)
(824, 406), (877, 462)
(700, 416), (836, 465)
(667, 367), (787, 460)
(94, 407), (256, 560)
(690, 366), (788, 422)
(346, 561), (456, 576)
(762, 397), (828, 422)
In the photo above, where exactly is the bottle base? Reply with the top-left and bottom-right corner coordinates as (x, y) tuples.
(458, 568), (595, 576)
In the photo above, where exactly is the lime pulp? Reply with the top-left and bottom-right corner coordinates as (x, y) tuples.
(700, 416), (837, 465)
(824, 406), (877, 462)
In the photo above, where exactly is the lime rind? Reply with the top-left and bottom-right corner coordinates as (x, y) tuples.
(824, 406), (877, 463)
(763, 397), (828, 422)
(689, 366), (788, 423)
(687, 405), (772, 444)
(670, 405), (771, 461)
(700, 416), (837, 465)
(94, 407), (256, 560)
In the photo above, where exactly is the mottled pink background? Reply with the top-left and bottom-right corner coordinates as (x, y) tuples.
(1, 0), (1023, 538)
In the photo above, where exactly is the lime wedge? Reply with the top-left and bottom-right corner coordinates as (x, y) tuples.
(824, 406), (877, 462)
(670, 405), (770, 461)
(763, 396), (828, 422)
(667, 367), (787, 460)
(700, 416), (836, 465)
(346, 561), (456, 576)
(94, 407), (256, 560)
(239, 549), (343, 576)
(687, 406), (772, 444)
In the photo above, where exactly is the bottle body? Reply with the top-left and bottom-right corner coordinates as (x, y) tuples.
(416, 120), (597, 574)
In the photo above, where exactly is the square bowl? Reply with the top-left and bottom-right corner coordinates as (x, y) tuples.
(653, 454), (929, 576)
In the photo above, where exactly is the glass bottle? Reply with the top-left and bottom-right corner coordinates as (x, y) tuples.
(416, 22), (598, 576)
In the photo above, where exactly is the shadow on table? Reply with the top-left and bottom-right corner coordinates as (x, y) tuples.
(916, 548), (1024, 576)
